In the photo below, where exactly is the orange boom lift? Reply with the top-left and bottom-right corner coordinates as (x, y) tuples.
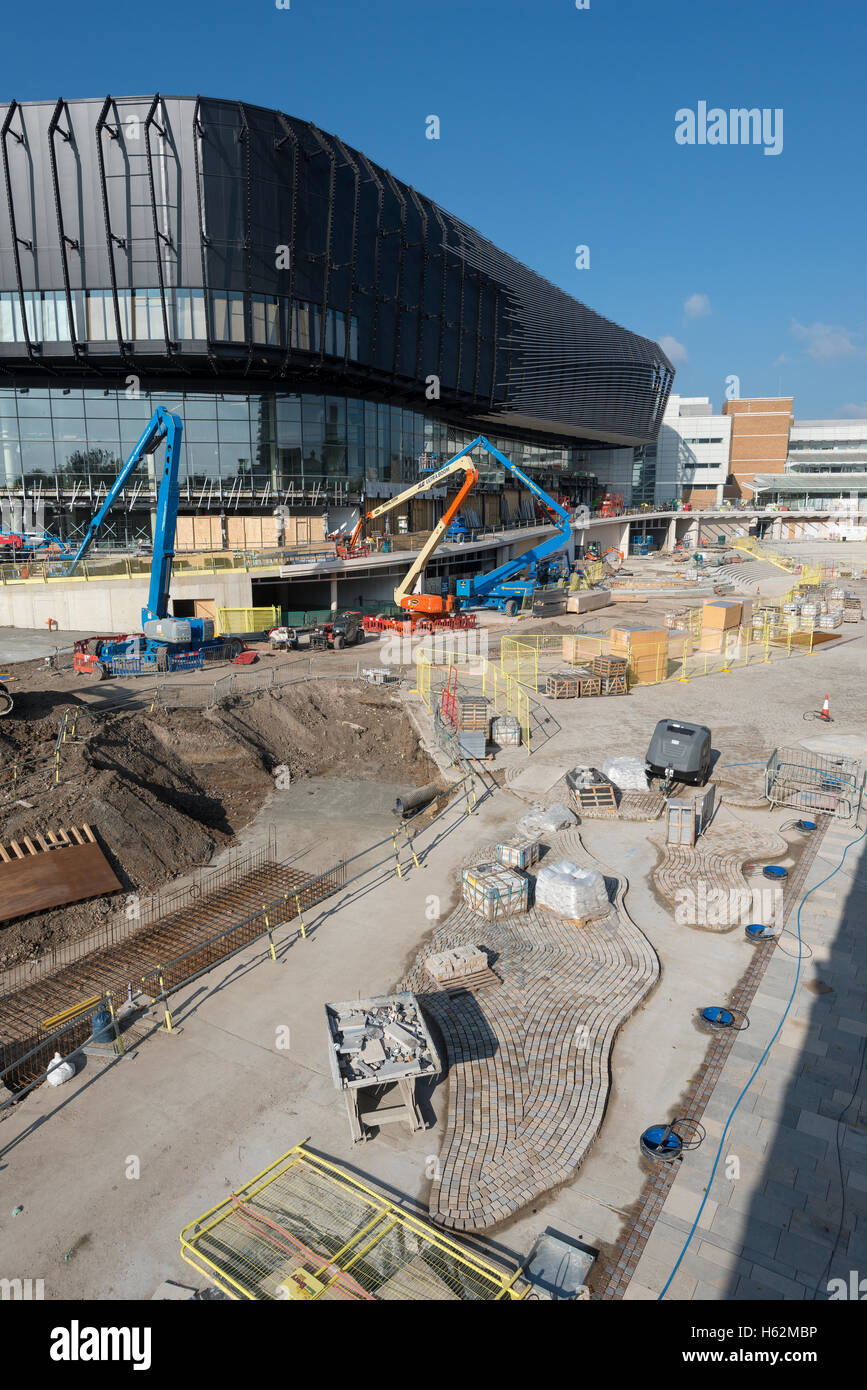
(366, 450), (479, 616)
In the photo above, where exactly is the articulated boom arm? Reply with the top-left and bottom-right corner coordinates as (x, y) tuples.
(67, 407), (183, 624)
(366, 447), (479, 614)
(460, 435), (573, 594)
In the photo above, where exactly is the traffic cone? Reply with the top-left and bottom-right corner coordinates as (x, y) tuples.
(819, 695), (831, 721)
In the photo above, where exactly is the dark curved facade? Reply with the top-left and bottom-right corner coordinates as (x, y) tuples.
(0, 95), (672, 449)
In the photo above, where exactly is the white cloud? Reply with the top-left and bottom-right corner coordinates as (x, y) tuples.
(840, 402), (867, 418)
(659, 335), (688, 366)
(683, 293), (711, 319)
(791, 319), (861, 361)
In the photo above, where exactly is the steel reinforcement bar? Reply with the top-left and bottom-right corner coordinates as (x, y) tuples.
(0, 857), (345, 1098)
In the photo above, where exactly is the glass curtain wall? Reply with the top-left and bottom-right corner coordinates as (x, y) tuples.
(0, 386), (589, 499)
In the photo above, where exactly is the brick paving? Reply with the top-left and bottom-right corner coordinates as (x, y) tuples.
(651, 821), (789, 931)
(596, 816), (834, 1299)
(402, 828), (659, 1231)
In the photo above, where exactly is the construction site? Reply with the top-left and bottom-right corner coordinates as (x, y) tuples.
(1, 414), (866, 1305)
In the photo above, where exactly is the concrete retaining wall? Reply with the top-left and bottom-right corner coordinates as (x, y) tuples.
(0, 571), (253, 633)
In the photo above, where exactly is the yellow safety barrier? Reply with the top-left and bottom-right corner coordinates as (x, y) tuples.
(215, 605), (279, 635)
(180, 1144), (526, 1301)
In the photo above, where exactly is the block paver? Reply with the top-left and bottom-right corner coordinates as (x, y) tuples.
(401, 827), (659, 1231)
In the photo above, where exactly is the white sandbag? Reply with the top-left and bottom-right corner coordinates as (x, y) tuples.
(516, 803), (577, 838)
(535, 860), (609, 919)
(601, 756), (647, 791)
(46, 1051), (75, 1086)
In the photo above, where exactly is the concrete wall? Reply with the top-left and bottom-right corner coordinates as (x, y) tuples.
(0, 570), (253, 633)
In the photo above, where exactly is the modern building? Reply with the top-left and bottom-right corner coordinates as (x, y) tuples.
(720, 397), (793, 502)
(752, 418), (867, 514)
(586, 394), (731, 509)
(0, 94), (673, 551)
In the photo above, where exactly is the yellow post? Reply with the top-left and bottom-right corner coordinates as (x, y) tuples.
(404, 829), (421, 870)
(721, 633), (733, 674)
(293, 892), (307, 940)
(678, 647), (690, 683)
(107, 994), (125, 1056)
(159, 972), (174, 1032)
(392, 829), (403, 878)
(263, 905), (277, 961)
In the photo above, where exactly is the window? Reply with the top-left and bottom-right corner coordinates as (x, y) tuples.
(292, 300), (320, 352)
(211, 291), (246, 343)
(252, 295), (281, 346)
(175, 289), (207, 340)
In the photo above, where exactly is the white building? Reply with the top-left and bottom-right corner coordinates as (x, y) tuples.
(753, 419), (867, 514)
(586, 394), (731, 507)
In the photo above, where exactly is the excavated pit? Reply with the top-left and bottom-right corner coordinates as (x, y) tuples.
(0, 679), (437, 967)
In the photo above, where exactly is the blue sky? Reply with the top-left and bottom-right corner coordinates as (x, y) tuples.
(4, 0), (865, 417)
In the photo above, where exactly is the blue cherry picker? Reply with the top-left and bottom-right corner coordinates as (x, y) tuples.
(69, 407), (244, 679)
(452, 435), (574, 616)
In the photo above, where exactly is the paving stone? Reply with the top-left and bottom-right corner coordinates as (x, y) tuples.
(762, 1178), (808, 1211)
(710, 1204), (780, 1255)
(776, 1228), (835, 1272)
(746, 1261), (807, 1300)
(796, 1110), (842, 1141)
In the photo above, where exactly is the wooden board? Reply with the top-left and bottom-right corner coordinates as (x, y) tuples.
(0, 842), (121, 924)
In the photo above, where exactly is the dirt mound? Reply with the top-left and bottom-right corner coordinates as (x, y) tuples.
(0, 680), (434, 966)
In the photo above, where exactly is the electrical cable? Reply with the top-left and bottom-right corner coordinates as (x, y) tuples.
(658, 822), (867, 1300)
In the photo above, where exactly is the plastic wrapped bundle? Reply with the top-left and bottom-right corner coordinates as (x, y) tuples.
(516, 803), (577, 838)
(601, 756), (647, 791)
(535, 860), (609, 920)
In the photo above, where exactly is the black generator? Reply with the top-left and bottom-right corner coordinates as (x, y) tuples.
(645, 720), (712, 786)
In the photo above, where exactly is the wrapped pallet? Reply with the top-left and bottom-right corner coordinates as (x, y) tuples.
(461, 863), (528, 921)
(602, 756), (647, 791)
(535, 860), (609, 921)
(516, 803), (577, 837)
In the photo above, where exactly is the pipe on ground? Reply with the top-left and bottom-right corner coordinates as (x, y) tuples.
(393, 781), (441, 817)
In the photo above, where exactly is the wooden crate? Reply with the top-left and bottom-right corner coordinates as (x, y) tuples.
(592, 654), (628, 678)
(578, 676), (602, 697)
(454, 695), (490, 730)
(602, 673), (627, 695)
(545, 671), (580, 698)
(570, 782), (618, 815)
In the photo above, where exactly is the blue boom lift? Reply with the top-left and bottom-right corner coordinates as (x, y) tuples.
(68, 407), (242, 677)
(452, 435), (573, 615)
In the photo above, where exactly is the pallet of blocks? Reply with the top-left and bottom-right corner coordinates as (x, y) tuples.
(496, 838), (541, 870)
(591, 654), (628, 695)
(454, 694), (490, 730)
(424, 945), (499, 994)
(491, 714), (522, 746)
(461, 862), (528, 920)
(545, 670), (581, 699)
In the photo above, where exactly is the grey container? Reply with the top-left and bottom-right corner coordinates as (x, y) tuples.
(645, 719), (711, 785)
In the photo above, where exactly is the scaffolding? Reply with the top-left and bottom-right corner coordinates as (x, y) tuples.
(180, 1144), (525, 1300)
